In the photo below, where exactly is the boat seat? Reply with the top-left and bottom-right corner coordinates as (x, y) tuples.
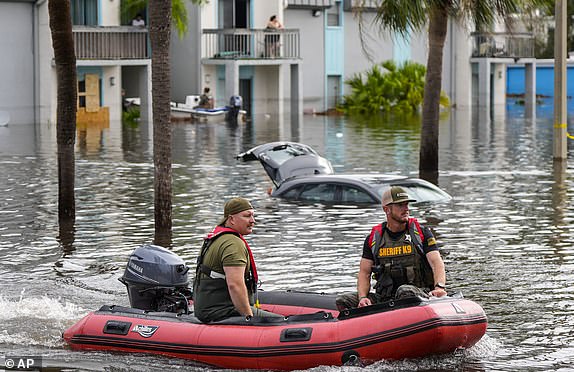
(97, 305), (205, 324)
(208, 311), (335, 326)
(97, 305), (336, 326)
(338, 296), (428, 320)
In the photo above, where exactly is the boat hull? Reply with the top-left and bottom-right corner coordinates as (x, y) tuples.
(170, 106), (246, 124)
(63, 292), (487, 370)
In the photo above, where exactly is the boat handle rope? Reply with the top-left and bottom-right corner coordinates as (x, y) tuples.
(254, 280), (263, 309)
(554, 123), (574, 139)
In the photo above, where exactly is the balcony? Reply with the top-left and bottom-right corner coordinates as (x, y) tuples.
(202, 29), (300, 60)
(343, 0), (380, 11)
(73, 26), (149, 60)
(286, 0), (333, 9)
(471, 32), (534, 59)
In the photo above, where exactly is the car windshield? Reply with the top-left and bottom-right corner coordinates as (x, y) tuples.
(374, 183), (450, 203)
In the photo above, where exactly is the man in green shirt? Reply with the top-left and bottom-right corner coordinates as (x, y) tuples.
(193, 197), (282, 322)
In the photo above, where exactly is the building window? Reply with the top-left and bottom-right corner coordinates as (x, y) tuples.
(218, 0), (250, 28)
(78, 80), (86, 108)
(77, 74), (101, 111)
(71, 0), (98, 26)
(327, 1), (341, 27)
(327, 75), (341, 109)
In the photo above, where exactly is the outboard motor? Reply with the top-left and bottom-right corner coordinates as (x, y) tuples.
(226, 95), (243, 124)
(119, 244), (192, 314)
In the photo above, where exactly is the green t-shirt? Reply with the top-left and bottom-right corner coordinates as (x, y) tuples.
(193, 233), (253, 322)
(200, 234), (250, 277)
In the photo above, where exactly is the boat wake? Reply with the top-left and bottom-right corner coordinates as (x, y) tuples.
(0, 290), (87, 347)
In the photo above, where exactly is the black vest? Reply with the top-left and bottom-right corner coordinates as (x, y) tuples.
(369, 218), (435, 298)
(192, 227), (255, 322)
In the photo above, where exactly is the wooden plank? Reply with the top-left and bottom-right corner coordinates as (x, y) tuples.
(85, 74), (100, 112)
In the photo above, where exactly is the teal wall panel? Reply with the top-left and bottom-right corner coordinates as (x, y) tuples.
(393, 32), (411, 65)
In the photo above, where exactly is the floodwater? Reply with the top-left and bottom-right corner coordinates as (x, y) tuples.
(0, 102), (573, 371)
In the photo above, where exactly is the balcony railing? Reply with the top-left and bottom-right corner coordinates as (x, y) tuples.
(202, 29), (300, 60)
(343, 0), (380, 11)
(73, 26), (149, 60)
(286, 0), (333, 9)
(471, 32), (534, 59)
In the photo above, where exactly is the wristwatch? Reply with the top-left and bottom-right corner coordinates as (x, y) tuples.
(434, 282), (446, 289)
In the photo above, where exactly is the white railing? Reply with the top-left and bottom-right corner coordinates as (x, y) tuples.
(202, 29), (300, 60)
(286, 0), (333, 8)
(73, 26), (149, 60)
(471, 32), (534, 58)
(343, 0), (380, 11)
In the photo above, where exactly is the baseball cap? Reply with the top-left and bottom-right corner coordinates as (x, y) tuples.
(218, 197), (253, 225)
(381, 186), (416, 206)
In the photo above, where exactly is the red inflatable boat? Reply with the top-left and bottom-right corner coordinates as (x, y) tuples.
(63, 245), (487, 370)
(64, 290), (486, 370)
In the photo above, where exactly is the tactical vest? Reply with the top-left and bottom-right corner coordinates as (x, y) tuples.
(369, 218), (434, 298)
(192, 226), (257, 322)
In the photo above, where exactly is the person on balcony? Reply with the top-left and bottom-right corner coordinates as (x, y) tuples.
(265, 15), (283, 57)
(131, 14), (145, 27)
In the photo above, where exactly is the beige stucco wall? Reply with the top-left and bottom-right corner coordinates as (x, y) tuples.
(100, 0), (120, 26)
(254, 1), (283, 29)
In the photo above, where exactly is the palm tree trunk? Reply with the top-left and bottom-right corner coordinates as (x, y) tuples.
(149, 0), (173, 246)
(48, 0), (77, 224)
(419, 6), (448, 184)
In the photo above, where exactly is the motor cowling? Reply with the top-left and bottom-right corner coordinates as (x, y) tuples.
(119, 244), (192, 313)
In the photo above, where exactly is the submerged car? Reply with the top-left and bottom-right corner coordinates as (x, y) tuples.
(236, 142), (451, 205)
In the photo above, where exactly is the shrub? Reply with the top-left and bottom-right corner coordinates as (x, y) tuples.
(341, 60), (449, 115)
(122, 106), (140, 127)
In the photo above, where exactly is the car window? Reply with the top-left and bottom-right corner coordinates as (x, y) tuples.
(393, 185), (449, 202)
(340, 186), (376, 204)
(298, 183), (337, 202)
(281, 186), (302, 200)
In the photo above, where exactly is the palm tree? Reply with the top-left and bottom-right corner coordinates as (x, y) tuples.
(47, 0), (207, 247)
(48, 0), (77, 226)
(148, 0), (173, 246)
(123, 0), (202, 38)
(372, 1), (531, 183)
(145, 0), (206, 246)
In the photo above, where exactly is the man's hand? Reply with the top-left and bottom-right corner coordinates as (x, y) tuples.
(429, 287), (447, 297)
(358, 296), (372, 307)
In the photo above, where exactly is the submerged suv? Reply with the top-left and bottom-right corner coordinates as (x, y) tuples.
(236, 142), (451, 206)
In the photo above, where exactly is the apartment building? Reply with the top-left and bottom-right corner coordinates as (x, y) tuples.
(1, 0), (528, 126)
(0, 0), (151, 125)
(170, 0), (477, 118)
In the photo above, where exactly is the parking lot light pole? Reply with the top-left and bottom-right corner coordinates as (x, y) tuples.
(554, 0), (567, 160)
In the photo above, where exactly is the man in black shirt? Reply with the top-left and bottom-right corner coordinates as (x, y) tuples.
(336, 186), (447, 310)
